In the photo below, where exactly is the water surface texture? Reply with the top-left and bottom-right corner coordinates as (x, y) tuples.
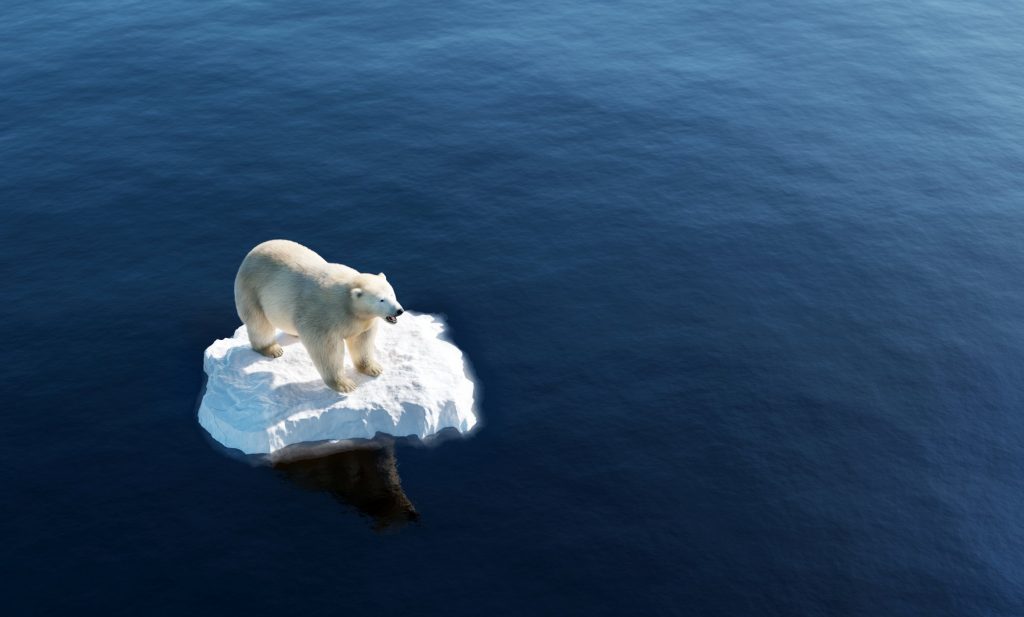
(4, 0), (1024, 614)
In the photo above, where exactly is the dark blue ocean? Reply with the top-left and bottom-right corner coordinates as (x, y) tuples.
(4, 0), (1024, 614)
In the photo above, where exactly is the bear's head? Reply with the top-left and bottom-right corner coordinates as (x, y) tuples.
(350, 272), (404, 324)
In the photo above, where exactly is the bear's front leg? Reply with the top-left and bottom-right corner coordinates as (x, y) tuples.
(347, 322), (383, 377)
(303, 330), (356, 393)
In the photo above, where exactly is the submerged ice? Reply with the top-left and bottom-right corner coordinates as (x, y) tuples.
(197, 312), (479, 455)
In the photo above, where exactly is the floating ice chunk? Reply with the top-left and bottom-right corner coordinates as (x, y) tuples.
(197, 312), (478, 455)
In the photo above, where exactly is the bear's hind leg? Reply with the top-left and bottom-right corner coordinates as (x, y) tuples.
(239, 302), (282, 358)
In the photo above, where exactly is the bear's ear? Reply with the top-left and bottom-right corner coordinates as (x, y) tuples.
(351, 288), (363, 299)
(378, 272), (387, 280)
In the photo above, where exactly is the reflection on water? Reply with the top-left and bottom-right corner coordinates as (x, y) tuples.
(273, 441), (418, 530)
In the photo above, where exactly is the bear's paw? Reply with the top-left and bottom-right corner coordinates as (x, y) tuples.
(257, 343), (284, 358)
(327, 376), (358, 393)
(357, 361), (384, 377)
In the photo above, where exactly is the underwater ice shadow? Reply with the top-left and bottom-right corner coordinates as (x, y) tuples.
(271, 438), (419, 530)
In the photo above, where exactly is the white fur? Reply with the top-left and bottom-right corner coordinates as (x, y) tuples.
(234, 240), (404, 393)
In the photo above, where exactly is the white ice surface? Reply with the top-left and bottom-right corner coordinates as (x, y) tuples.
(197, 312), (478, 455)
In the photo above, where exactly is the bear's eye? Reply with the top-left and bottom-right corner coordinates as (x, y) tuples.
(379, 299), (384, 303)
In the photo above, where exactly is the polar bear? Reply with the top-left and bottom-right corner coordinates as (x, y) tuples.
(234, 239), (404, 393)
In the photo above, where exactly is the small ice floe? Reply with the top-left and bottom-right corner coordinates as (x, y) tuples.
(197, 312), (479, 455)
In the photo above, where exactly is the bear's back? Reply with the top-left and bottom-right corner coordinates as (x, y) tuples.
(247, 239), (327, 273)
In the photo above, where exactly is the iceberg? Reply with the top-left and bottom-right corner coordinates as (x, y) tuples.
(197, 312), (479, 455)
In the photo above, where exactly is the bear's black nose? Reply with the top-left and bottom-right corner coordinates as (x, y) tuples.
(396, 309), (404, 316)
